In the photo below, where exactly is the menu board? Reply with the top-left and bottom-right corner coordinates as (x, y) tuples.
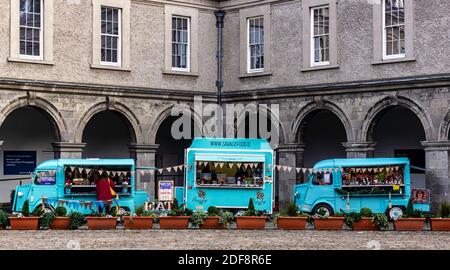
(158, 180), (174, 202)
(411, 188), (430, 204)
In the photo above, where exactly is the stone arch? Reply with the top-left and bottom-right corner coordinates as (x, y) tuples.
(438, 109), (450, 141)
(147, 104), (203, 144)
(0, 96), (67, 141)
(292, 100), (353, 143)
(235, 103), (286, 147)
(74, 101), (142, 144)
(360, 95), (434, 142)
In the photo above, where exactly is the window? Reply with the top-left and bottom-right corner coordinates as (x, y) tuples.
(247, 17), (264, 72)
(383, 0), (405, 59)
(34, 170), (56, 185)
(100, 7), (121, 65)
(311, 6), (329, 66)
(19, 0), (43, 60)
(171, 16), (189, 71)
(312, 172), (332, 185)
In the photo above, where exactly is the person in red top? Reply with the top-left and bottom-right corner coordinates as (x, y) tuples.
(95, 171), (115, 214)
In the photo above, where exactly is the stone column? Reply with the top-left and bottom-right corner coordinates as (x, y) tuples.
(342, 141), (376, 158)
(129, 143), (159, 200)
(276, 143), (305, 211)
(52, 142), (86, 159)
(421, 141), (450, 212)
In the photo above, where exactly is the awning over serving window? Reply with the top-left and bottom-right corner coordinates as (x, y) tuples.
(195, 154), (265, 162)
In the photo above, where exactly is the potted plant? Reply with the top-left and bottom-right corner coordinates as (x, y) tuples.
(191, 210), (208, 228)
(0, 210), (9, 229)
(159, 199), (192, 229)
(372, 213), (390, 230)
(313, 209), (345, 230)
(86, 209), (117, 230)
(40, 206), (70, 230)
(235, 198), (267, 230)
(122, 206), (156, 229)
(347, 208), (379, 231)
(69, 211), (86, 230)
(275, 201), (311, 230)
(9, 200), (42, 230)
(393, 199), (425, 231)
(430, 201), (450, 231)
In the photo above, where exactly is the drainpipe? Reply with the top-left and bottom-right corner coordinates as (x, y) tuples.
(214, 10), (225, 137)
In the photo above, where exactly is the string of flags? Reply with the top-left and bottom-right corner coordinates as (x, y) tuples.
(136, 162), (403, 175)
(45, 198), (110, 210)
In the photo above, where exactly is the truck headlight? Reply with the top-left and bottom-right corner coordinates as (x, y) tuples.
(17, 192), (23, 197)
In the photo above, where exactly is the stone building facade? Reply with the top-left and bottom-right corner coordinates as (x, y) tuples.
(0, 0), (450, 211)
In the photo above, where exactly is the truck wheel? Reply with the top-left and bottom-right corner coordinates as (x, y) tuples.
(387, 206), (404, 221)
(312, 204), (333, 217)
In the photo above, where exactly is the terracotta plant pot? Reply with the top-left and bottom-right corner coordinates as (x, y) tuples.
(236, 216), (266, 230)
(200, 216), (225, 229)
(86, 217), (117, 230)
(430, 218), (450, 231)
(159, 216), (191, 229)
(313, 217), (345, 230)
(123, 216), (154, 229)
(352, 217), (378, 231)
(9, 217), (40, 230)
(276, 216), (308, 230)
(50, 217), (71, 230)
(394, 218), (425, 231)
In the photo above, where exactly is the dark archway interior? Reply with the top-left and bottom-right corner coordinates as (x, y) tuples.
(82, 110), (135, 159)
(300, 109), (347, 168)
(0, 107), (59, 202)
(155, 116), (198, 189)
(371, 106), (426, 188)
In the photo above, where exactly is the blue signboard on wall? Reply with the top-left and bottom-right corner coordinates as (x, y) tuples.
(3, 151), (37, 175)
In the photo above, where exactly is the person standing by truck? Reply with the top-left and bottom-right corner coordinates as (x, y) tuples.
(95, 171), (115, 214)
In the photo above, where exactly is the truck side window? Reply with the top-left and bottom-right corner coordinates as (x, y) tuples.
(312, 172), (332, 185)
(34, 170), (56, 185)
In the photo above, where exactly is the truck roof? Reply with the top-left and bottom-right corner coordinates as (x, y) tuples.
(313, 157), (410, 169)
(35, 159), (135, 170)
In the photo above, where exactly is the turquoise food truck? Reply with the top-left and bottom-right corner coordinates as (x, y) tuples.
(293, 158), (430, 220)
(12, 159), (150, 214)
(181, 138), (275, 213)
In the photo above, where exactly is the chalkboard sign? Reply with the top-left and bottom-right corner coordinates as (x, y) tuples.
(3, 151), (36, 175)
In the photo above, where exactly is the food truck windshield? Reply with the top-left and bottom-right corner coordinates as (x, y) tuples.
(195, 161), (264, 188)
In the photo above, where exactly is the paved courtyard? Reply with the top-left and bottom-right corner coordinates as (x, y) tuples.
(1, 229), (449, 250)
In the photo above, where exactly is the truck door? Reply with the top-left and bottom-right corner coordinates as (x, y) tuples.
(307, 171), (336, 214)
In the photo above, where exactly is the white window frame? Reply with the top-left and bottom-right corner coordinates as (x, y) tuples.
(171, 15), (190, 72)
(382, 0), (406, 60)
(247, 16), (264, 73)
(100, 6), (121, 67)
(19, 0), (43, 61)
(310, 5), (330, 67)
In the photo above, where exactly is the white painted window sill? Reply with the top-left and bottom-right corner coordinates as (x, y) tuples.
(7, 57), (54, 66)
(90, 64), (131, 72)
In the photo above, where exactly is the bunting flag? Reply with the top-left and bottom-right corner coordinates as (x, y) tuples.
(219, 162), (224, 168)
(158, 169), (163, 174)
(287, 167), (292, 172)
(236, 163), (242, 168)
(178, 165), (184, 171)
(149, 170), (154, 175)
(282, 166), (288, 172)
(302, 168), (307, 173)
(228, 163), (234, 169)
(214, 162), (220, 168)
(296, 168), (301, 173)
(395, 166), (399, 171)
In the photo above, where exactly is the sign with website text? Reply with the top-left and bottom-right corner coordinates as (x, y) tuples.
(3, 151), (36, 175)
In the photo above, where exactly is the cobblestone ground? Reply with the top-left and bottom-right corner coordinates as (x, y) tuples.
(1, 229), (449, 250)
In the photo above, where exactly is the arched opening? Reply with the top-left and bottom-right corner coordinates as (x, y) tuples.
(82, 111), (136, 158)
(370, 106), (426, 188)
(155, 116), (200, 197)
(299, 109), (348, 167)
(0, 107), (60, 203)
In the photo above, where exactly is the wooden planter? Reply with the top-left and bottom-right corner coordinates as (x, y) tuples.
(430, 218), (450, 231)
(159, 216), (191, 229)
(276, 216), (308, 230)
(313, 217), (345, 230)
(9, 217), (40, 230)
(394, 218), (425, 231)
(352, 218), (378, 231)
(86, 217), (117, 230)
(199, 216), (225, 229)
(50, 217), (71, 230)
(236, 216), (266, 230)
(123, 216), (154, 229)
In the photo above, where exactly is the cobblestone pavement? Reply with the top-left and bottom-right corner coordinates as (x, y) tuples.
(1, 229), (449, 250)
